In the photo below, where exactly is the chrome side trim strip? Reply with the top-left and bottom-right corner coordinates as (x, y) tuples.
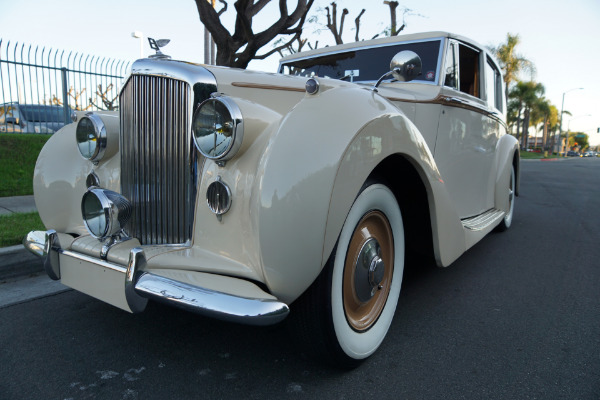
(461, 208), (505, 231)
(134, 272), (290, 326)
(59, 249), (127, 274)
(231, 82), (306, 92)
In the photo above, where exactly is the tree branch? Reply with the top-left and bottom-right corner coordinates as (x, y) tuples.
(355, 9), (365, 41)
(325, 2), (345, 44)
(195, 0), (232, 48)
(217, 0), (227, 16)
(256, 32), (301, 60)
(384, 1), (399, 35)
(248, 0), (270, 16)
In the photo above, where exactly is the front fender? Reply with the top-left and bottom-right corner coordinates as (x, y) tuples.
(33, 112), (120, 235)
(256, 84), (461, 303)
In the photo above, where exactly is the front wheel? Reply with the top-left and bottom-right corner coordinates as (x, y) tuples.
(291, 184), (404, 368)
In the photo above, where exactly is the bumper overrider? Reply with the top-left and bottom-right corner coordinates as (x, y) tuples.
(23, 230), (289, 326)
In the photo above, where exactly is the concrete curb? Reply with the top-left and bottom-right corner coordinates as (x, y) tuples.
(0, 245), (43, 281)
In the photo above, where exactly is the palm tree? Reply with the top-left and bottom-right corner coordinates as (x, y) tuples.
(492, 33), (535, 101)
(530, 97), (553, 150)
(509, 81), (545, 149)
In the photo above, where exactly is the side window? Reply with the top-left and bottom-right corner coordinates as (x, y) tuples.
(458, 44), (480, 98)
(485, 58), (503, 112)
(444, 42), (458, 90)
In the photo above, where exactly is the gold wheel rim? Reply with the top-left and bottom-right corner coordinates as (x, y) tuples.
(343, 210), (394, 332)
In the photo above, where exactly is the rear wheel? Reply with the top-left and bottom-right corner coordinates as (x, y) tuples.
(496, 165), (515, 232)
(291, 183), (404, 368)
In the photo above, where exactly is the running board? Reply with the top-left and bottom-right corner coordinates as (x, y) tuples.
(461, 209), (505, 231)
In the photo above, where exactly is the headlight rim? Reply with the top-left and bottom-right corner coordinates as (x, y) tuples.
(192, 96), (244, 162)
(76, 112), (107, 162)
(81, 187), (111, 239)
(81, 187), (131, 240)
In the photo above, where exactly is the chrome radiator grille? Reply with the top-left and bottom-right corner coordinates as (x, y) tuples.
(119, 75), (197, 245)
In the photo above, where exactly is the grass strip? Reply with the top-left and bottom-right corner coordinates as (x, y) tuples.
(0, 133), (50, 197)
(0, 212), (45, 247)
(519, 150), (561, 160)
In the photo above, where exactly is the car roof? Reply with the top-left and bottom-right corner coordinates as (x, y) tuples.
(279, 31), (488, 64)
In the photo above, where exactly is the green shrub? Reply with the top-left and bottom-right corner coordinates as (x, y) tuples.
(0, 134), (50, 197)
(0, 212), (45, 247)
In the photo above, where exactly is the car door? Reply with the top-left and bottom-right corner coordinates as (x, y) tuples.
(433, 39), (501, 219)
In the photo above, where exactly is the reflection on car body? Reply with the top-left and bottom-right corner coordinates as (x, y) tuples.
(25, 31), (519, 367)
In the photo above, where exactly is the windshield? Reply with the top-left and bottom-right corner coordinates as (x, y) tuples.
(279, 39), (441, 83)
(20, 105), (66, 123)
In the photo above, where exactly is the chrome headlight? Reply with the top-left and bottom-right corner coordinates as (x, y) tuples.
(192, 96), (243, 162)
(81, 188), (132, 239)
(76, 113), (107, 161)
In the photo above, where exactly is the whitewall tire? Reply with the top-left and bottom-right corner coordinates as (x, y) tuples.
(290, 183), (404, 367)
(497, 165), (515, 231)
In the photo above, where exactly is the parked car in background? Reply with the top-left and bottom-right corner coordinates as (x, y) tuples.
(25, 31), (519, 367)
(566, 151), (580, 157)
(0, 103), (71, 134)
(582, 151), (597, 157)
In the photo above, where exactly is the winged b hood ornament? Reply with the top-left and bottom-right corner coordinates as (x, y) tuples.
(148, 38), (171, 59)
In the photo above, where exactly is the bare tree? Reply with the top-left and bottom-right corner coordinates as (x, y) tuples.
(354, 9), (366, 42)
(90, 84), (119, 111)
(325, 2), (348, 45)
(50, 87), (92, 111)
(324, 2), (365, 44)
(383, 1), (405, 36)
(320, 1), (419, 45)
(194, 0), (315, 68)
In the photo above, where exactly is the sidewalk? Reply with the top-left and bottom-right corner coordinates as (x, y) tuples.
(0, 195), (43, 281)
(0, 195), (37, 216)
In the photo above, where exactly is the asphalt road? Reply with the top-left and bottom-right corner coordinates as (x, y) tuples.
(1, 158), (599, 400)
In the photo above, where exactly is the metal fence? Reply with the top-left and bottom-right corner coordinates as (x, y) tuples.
(0, 39), (130, 134)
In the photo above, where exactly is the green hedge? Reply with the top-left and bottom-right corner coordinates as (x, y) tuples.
(0, 134), (50, 197)
(0, 212), (45, 247)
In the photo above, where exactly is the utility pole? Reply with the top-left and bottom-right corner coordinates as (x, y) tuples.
(558, 88), (583, 155)
(204, 0), (217, 65)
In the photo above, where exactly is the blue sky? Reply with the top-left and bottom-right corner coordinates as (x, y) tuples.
(2, 0), (599, 144)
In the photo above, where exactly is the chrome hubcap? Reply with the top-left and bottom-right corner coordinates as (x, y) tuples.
(343, 211), (394, 332)
(354, 238), (385, 302)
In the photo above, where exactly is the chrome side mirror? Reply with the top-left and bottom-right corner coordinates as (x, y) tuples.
(390, 50), (422, 82)
(372, 50), (422, 92)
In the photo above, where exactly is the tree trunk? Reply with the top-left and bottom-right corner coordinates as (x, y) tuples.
(541, 117), (548, 150)
(522, 109), (530, 149)
(515, 108), (522, 144)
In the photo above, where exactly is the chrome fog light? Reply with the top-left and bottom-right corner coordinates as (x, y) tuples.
(76, 113), (107, 161)
(192, 96), (243, 163)
(81, 188), (132, 239)
(207, 177), (232, 218)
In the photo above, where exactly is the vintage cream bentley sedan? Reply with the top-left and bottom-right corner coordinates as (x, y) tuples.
(25, 31), (519, 367)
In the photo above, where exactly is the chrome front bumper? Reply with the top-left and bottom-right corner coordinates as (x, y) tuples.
(23, 230), (289, 326)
